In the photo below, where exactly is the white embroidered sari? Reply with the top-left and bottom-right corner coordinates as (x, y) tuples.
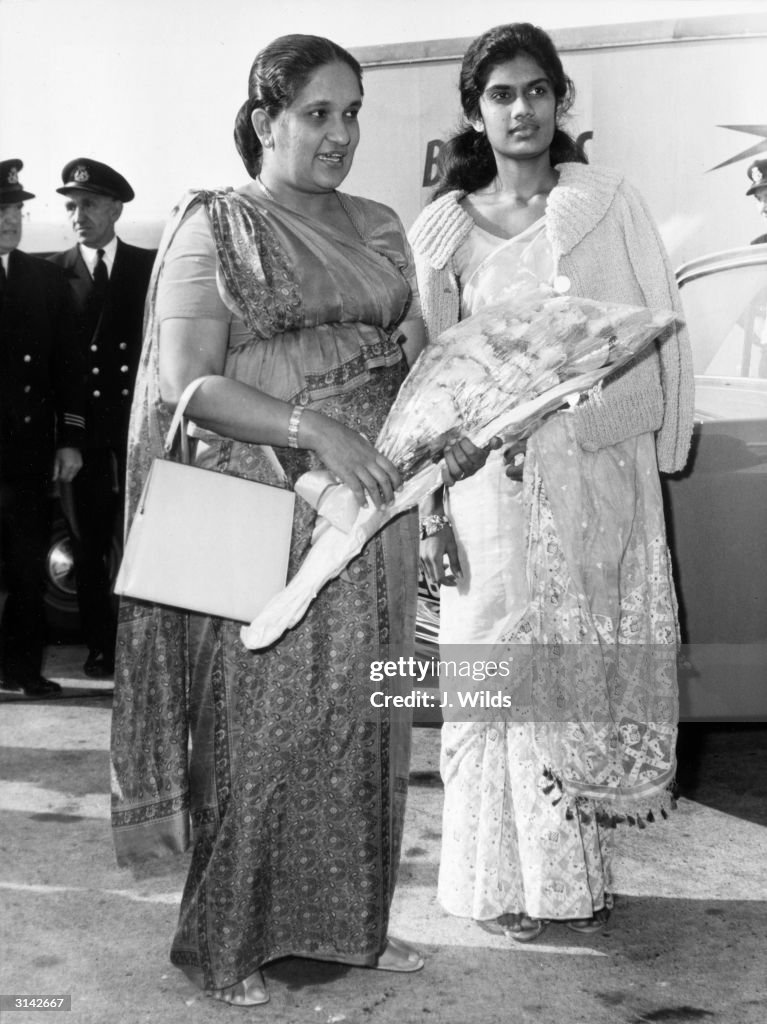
(437, 218), (678, 922)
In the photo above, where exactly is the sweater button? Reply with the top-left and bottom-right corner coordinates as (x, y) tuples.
(553, 275), (571, 293)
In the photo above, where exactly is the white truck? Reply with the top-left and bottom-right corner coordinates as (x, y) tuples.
(343, 12), (767, 721)
(345, 11), (767, 262)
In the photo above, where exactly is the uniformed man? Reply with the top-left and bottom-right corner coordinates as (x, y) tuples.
(746, 158), (767, 245)
(49, 158), (155, 678)
(0, 159), (86, 696)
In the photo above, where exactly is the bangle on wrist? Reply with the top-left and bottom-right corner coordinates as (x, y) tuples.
(419, 513), (451, 540)
(287, 405), (304, 448)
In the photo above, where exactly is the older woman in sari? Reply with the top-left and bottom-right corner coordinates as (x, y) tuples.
(111, 34), (484, 1006)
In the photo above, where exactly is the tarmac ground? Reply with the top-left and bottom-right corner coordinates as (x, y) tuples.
(1, 644), (766, 1024)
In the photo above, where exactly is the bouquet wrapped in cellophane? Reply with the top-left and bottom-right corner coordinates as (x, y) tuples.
(240, 284), (676, 650)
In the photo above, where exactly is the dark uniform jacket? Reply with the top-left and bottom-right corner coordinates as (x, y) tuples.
(0, 250), (86, 480)
(49, 240), (156, 452)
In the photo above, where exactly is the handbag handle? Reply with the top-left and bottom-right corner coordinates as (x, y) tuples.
(164, 375), (217, 462)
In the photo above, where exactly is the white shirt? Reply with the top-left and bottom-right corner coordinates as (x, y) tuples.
(0, 252), (9, 274)
(79, 236), (118, 279)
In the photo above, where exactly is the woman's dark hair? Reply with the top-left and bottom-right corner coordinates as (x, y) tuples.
(234, 34), (364, 178)
(433, 22), (586, 200)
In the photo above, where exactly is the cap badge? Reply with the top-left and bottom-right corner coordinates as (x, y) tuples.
(73, 165), (90, 183)
(7, 167), (19, 185)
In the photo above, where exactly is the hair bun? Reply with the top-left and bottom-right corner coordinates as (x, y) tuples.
(233, 98), (261, 179)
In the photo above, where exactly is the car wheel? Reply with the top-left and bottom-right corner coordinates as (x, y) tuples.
(43, 511), (122, 642)
(44, 514), (82, 640)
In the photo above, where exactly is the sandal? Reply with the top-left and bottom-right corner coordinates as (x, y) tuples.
(508, 916), (549, 943)
(566, 907), (610, 935)
(476, 916), (512, 936)
(494, 913), (549, 943)
(181, 966), (269, 1006)
(373, 936), (425, 973)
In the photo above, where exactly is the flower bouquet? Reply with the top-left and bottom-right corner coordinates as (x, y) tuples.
(240, 284), (676, 650)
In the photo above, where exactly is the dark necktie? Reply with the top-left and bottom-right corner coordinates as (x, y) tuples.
(92, 248), (108, 298)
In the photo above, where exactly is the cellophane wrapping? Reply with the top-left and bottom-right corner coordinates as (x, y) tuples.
(240, 285), (676, 649)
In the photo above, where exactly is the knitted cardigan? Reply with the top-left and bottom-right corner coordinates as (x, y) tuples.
(409, 163), (695, 473)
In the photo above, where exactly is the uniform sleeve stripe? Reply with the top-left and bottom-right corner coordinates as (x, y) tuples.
(63, 414), (86, 428)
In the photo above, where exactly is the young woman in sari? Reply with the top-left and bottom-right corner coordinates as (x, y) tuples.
(110, 34), (485, 1006)
(410, 23), (694, 942)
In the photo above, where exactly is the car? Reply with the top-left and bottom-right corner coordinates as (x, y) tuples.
(663, 245), (767, 721)
(413, 245), (767, 724)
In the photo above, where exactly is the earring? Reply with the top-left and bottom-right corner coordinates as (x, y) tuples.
(262, 137), (273, 149)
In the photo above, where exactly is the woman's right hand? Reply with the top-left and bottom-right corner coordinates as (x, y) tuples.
(300, 410), (402, 510)
(421, 526), (463, 587)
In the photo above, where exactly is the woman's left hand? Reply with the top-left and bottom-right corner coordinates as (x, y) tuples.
(421, 526), (462, 586)
(443, 436), (501, 486)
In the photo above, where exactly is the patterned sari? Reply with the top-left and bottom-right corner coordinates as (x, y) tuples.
(110, 188), (419, 987)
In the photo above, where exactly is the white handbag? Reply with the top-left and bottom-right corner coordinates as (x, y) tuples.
(114, 377), (295, 623)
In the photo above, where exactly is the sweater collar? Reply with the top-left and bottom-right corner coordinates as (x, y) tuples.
(410, 163), (624, 268)
(409, 189), (473, 270)
(548, 163), (623, 257)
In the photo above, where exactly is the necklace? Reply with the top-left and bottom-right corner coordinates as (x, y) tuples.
(256, 176), (276, 201)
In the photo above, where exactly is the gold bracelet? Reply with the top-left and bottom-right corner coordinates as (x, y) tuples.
(287, 405), (304, 449)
